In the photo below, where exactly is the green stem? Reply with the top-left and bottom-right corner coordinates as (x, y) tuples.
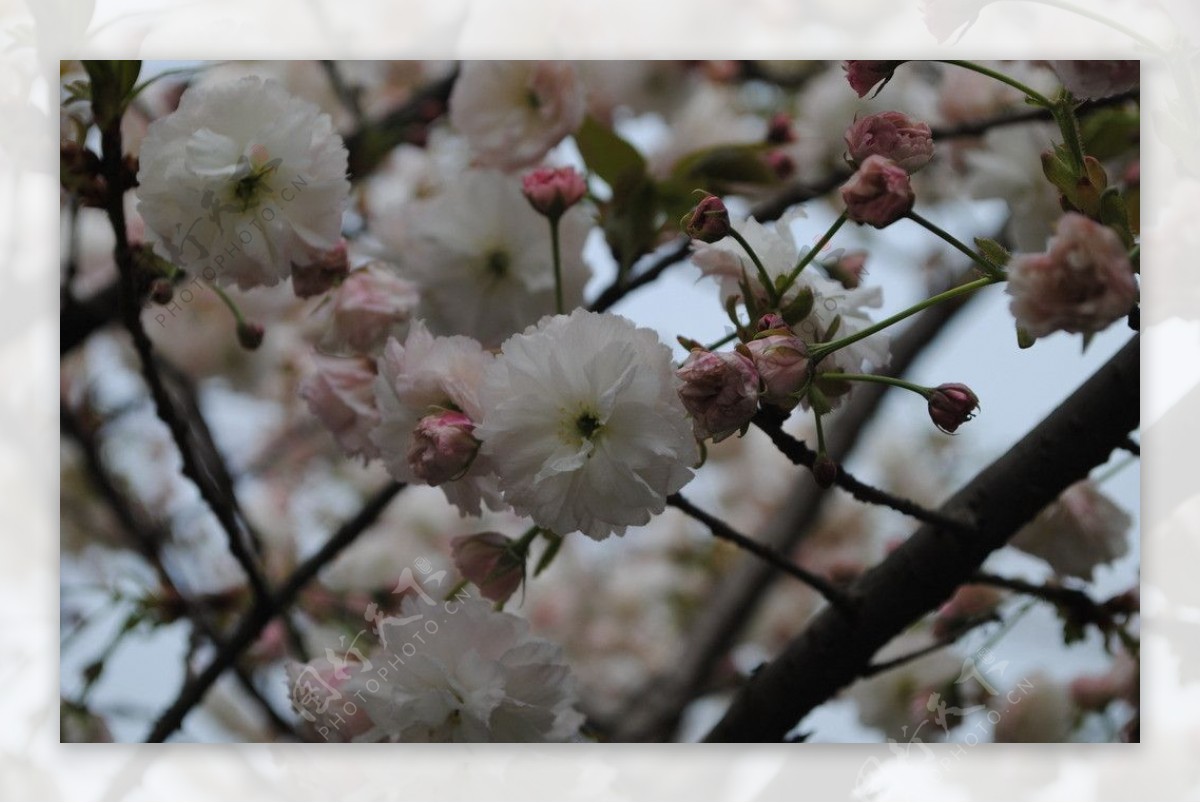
(512, 524), (541, 553)
(819, 372), (932, 398)
(727, 227), (780, 306)
(549, 218), (564, 314)
(811, 276), (997, 363)
(940, 60), (1055, 109)
(705, 331), (739, 351)
(906, 211), (1004, 279)
(813, 409), (828, 456)
(779, 212), (847, 299)
(1051, 102), (1088, 174)
(208, 282), (248, 326)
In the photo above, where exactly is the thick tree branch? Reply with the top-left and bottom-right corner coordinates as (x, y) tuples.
(588, 237), (692, 314)
(753, 411), (973, 534)
(145, 480), (405, 742)
(609, 272), (979, 741)
(704, 336), (1139, 742)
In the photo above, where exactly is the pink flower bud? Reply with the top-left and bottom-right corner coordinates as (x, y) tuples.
(676, 348), (760, 442)
(831, 250), (867, 289)
(521, 166), (588, 219)
(844, 111), (934, 173)
(322, 261), (420, 355)
(407, 409), (480, 485)
(236, 321), (264, 350)
(291, 239), (350, 299)
(927, 382), (979, 433)
(765, 149), (796, 180)
(841, 155), (915, 228)
(1006, 213), (1137, 340)
(745, 331), (811, 409)
(813, 454), (838, 487)
(149, 278), (174, 305)
(299, 354), (380, 459)
(450, 531), (525, 603)
(843, 61), (905, 97)
(756, 313), (788, 333)
(766, 111), (796, 144)
(683, 194), (731, 243)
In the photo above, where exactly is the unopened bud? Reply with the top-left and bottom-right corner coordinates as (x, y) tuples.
(450, 532), (525, 603)
(683, 195), (731, 243)
(522, 166), (587, 220)
(813, 454), (838, 487)
(766, 111), (796, 144)
(746, 330), (811, 409)
(676, 348), (760, 442)
(407, 409), (480, 485)
(149, 278), (174, 305)
(765, 150), (795, 180)
(927, 382), (979, 433)
(236, 321), (265, 350)
(841, 155), (915, 229)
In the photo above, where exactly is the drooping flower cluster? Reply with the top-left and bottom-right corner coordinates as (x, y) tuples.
(136, 76), (351, 289)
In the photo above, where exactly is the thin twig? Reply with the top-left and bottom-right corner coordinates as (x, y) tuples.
(588, 237), (692, 313)
(668, 493), (856, 613)
(61, 403), (300, 739)
(145, 481), (405, 742)
(859, 613), (1000, 679)
(1119, 436), (1140, 456)
(97, 107), (274, 614)
(753, 411), (974, 534)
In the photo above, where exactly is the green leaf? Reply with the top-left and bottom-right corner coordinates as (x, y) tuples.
(1081, 106), (1140, 162)
(781, 286), (814, 326)
(671, 142), (777, 190)
(822, 314), (842, 342)
(533, 532), (564, 577)
(575, 115), (646, 190)
(602, 172), (659, 277)
(1098, 188), (1135, 249)
(973, 237), (1011, 268)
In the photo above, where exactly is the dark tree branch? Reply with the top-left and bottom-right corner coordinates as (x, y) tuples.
(343, 68), (458, 181)
(752, 411), (974, 534)
(609, 269), (980, 741)
(970, 572), (1121, 633)
(1120, 436), (1140, 456)
(859, 613), (999, 679)
(588, 237), (692, 314)
(145, 481), (406, 742)
(61, 403), (300, 739)
(704, 336), (1138, 742)
(667, 493), (855, 613)
(97, 112), (273, 612)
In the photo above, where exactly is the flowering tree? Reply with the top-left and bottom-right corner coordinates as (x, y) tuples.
(60, 59), (1139, 743)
